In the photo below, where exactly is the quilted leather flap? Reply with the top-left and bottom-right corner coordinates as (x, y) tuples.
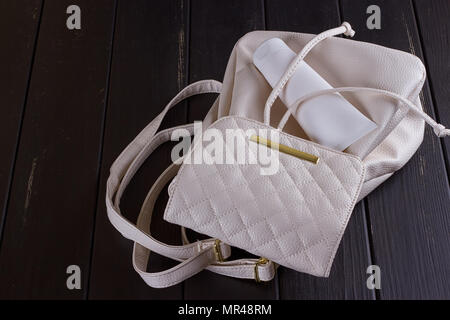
(164, 116), (365, 277)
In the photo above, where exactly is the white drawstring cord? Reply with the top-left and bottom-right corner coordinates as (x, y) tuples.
(277, 86), (450, 138)
(264, 22), (356, 125)
(433, 123), (450, 138)
(262, 21), (449, 139)
(341, 22), (356, 37)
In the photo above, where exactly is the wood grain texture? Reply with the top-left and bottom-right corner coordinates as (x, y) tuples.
(341, 0), (450, 299)
(183, 0), (279, 299)
(0, 0), (42, 244)
(0, 0), (116, 299)
(187, 0), (266, 122)
(87, 0), (188, 299)
(414, 0), (450, 170)
(266, 0), (374, 300)
(0, 0), (448, 300)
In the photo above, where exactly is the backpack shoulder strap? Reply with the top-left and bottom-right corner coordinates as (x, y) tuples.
(106, 80), (230, 288)
(133, 162), (276, 287)
(106, 80), (276, 288)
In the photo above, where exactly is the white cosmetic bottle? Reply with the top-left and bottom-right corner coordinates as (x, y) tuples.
(253, 38), (377, 151)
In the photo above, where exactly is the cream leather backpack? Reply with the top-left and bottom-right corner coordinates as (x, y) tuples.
(106, 23), (449, 288)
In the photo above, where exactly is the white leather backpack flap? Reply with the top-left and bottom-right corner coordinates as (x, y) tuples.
(215, 30), (427, 199)
(164, 116), (365, 277)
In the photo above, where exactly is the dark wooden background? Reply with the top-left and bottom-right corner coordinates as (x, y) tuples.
(0, 0), (449, 300)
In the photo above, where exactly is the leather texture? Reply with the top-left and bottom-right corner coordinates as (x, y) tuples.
(106, 80), (277, 288)
(208, 30), (427, 200)
(106, 23), (448, 288)
(164, 116), (365, 277)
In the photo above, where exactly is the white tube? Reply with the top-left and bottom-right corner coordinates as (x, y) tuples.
(253, 38), (377, 151)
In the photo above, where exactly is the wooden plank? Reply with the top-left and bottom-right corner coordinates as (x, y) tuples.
(187, 0), (266, 122)
(266, 0), (374, 300)
(414, 0), (450, 168)
(0, 0), (42, 244)
(341, 0), (450, 299)
(0, 0), (116, 299)
(183, 0), (280, 299)
(88, 0), (188, 299)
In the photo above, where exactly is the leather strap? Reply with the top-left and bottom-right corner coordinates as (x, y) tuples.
(108, 24), (357, 287)
(133, 163), (231, 288)
(178, 221), (276, 281)
(106, 79), (276, 288)
(106, 80), (230, 287)
(134, 163), (276, 286)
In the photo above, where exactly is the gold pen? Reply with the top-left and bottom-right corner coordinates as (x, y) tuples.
(249, 135), (319, 164)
